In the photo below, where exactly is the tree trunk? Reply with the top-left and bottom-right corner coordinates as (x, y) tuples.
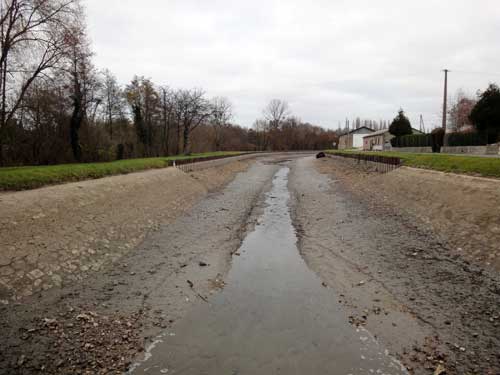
(70, 88), (84, 162)
(0, 137), (3, 166)
(176, 123), (181, 155)
(164, 114), (170, 156)
(183, 124), (190, 155)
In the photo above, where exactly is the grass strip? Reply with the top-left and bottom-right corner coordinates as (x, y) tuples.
(326, 150), (500, 179)
(0, 151), (244, 191)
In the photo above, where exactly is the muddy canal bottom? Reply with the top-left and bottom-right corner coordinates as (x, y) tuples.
(131, 167), (407, 375)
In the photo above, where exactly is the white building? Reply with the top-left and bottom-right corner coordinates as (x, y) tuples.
(338, 127), (375, 149)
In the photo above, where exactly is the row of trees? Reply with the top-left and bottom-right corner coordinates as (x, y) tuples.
(252, 99), (338, 151)
(0, 1), (339, 166)
(0, 0), (238, 166)
(0, 0), (88, 165)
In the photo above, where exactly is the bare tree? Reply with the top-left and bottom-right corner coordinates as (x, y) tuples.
(252, 119), (269, 151)
(64, 20), (100, 162)
(174, 88), (212, 154)
(100, 69), (124, 140)
(160, 86), (174, 155)
(211, 96), (233, 151)
(449, 89), (476, 132)
(263, 99), (290, 130)
(125, 76), (160, 156)
(0, 0), (81, 164)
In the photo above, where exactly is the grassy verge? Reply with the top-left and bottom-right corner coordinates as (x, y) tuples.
(0, 151), (245, 191)
(326, 150), (500, 179)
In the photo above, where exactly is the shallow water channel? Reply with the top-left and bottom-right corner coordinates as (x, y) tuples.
(131, 166), (407, 374)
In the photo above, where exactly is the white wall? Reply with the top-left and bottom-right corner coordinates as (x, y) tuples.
(353, 134), (365, 148)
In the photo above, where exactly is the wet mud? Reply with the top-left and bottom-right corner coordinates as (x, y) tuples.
(131, 166), (407, 375)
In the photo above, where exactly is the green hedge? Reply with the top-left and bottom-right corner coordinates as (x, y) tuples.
(391, 134), (432, 148)
(445, 132), (488, 147)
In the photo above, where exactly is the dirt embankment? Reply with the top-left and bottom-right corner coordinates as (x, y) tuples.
(324, 157), (500, 271)
(0, 160), (251, 302)
(0, 157), (282, 374)
(289, 157), (500, 375)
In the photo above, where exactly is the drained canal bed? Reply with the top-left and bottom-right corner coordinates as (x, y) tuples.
(130, 166), (408, 374)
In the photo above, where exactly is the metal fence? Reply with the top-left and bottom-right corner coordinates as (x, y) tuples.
(327, 153), (402, 173)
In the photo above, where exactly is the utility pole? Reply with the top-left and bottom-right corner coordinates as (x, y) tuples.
(442, 69), (449, 131)
(419, 115), (425, 133)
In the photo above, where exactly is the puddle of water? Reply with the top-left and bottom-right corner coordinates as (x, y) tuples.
(130, 167), (408, 375)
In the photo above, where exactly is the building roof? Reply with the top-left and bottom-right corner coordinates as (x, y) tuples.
(339, 126), (375, 137)
(363, 128), (390, 138)
(362, 127), (424, 138)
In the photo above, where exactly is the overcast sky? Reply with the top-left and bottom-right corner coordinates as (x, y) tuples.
(85, 0), (500, 130)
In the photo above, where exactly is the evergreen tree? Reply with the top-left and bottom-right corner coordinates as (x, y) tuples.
(469, 83), (500, 143)
(389, 109), (412, 136)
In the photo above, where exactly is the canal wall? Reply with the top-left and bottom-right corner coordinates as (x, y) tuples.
(0, 158), (253, 301)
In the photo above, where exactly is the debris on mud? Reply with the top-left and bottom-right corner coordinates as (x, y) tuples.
(433, 364), (446, 375)
(2, 307), (144, 375)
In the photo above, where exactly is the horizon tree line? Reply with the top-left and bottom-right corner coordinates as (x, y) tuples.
(0, 0), (340, 167)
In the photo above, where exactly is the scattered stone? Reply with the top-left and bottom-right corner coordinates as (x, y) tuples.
(27, 269), (44, 280)
(43, 318), (57, 326)
(433, 364), (446, 375)
(76, 313), (92, 321)
(17, 355), (25, 366)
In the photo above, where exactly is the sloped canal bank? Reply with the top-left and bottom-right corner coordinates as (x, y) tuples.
(130, 166), (407, 374)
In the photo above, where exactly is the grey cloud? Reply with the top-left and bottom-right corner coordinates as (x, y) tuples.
(85, 0), (500, 129)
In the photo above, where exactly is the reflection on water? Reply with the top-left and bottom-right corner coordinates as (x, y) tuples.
(131, 167), (408, 375)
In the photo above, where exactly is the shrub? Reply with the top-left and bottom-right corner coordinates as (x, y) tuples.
(431, 128), (445, 152)
(389, 109), (412, 137)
